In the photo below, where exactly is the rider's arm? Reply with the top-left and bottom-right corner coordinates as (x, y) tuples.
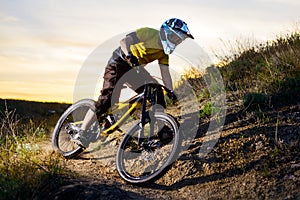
(159, 64), (173, 91)
(120, 34), (134, 56)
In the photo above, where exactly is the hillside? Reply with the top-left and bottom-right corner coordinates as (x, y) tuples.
(0, 31), (299, 200)
(0, 99), (70, 119)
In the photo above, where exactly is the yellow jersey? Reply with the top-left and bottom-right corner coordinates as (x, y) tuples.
(132, 27), (169, 65)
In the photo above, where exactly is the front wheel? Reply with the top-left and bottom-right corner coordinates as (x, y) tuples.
(116, 112), (180, 184)
(52, 99), (98, 158)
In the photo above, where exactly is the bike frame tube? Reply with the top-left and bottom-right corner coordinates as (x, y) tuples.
(102, 92), (144, 136)
(102, 83), (163, 139)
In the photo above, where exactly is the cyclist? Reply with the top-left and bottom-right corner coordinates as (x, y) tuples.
(73, 18), (194, 148)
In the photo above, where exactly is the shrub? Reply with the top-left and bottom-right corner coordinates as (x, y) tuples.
(0, 105), (67, 200)
(243, 92), (268, 111)
(217, 30), (300, 109)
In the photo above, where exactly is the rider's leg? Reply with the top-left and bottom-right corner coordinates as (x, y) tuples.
(73, 62), (122, 147)
(73, 49), (132, 147)
(95, 59), (132, 119)
(95, 63), (118, 118)
(77, 63), (118, 132)
(80, 109), (97, 131)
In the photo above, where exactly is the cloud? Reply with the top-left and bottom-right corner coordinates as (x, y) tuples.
(0, 15), (20, 23)
(257, 0), (300, 6)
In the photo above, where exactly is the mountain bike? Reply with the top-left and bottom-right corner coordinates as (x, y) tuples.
(52, 82), (180, 184)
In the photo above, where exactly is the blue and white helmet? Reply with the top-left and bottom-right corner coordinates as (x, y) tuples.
(160, 18), (194, 54)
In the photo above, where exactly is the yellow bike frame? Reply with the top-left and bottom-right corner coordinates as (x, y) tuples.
(99, 92), (145, 136)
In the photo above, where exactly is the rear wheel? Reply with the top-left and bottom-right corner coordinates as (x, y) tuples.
(52, 99), (98, 158)
(116, 112), (180, 184)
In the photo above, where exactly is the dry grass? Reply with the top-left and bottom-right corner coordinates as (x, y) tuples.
(0, 102), (67, 200)
(178, 30), (300, 112)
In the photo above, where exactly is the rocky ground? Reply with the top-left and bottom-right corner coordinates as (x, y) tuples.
(34, 104), (300, 200)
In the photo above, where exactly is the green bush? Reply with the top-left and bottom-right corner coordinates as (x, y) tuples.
(199, 102), (222, 118)
(243, 92), (268, 110)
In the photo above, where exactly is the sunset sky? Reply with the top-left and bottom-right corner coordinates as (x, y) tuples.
(1, 0), (299, 103)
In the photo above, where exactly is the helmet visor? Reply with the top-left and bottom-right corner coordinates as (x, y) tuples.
(167, 31), (183, 45)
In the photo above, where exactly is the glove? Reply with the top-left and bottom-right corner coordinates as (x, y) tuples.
(167, 90), (178, 102)
(130, 42), (146, 58)
(125, 53), (139, 67)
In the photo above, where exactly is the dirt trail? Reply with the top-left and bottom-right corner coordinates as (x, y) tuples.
(36, 105), (300, 200)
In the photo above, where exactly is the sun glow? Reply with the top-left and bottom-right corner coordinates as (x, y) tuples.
(1, 1), (298, 103)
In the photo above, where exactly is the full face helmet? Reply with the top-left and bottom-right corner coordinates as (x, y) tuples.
(160, 18), (194, 54)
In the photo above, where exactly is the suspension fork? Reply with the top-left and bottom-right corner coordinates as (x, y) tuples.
(137, 84), (157, 149)
(149, 86), (157, 140)
(137, 84), (148, 149)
